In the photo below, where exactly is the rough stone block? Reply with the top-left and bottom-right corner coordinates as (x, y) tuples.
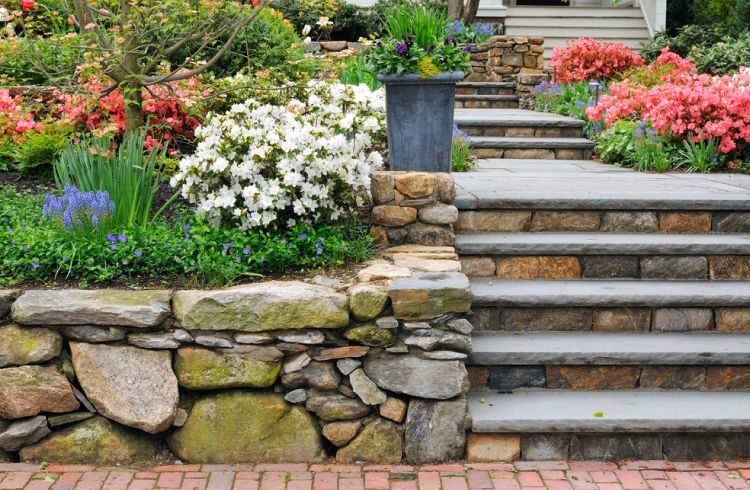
(370, 225), (388, 245)
(663, 434), (750, 460)
(546, 366), (639, 390)
(505, 148), (556, 159)
(521, 434), (572, 460)
(653, 308), (714, 332)
(406, 223), (455, 247)
(404, 398), (468, 464)
(466, 433), (521, 462)
(488, 366), (546, 391)
(456, 211), (531, 232)
(388, 272), (472, 320)
(371, 172), (395, 204)
(571, 434), (663, 461)
(582, 256), (639, 279)
(640, 256), (708, 280)
(530, 211), (601, 232)
(706, 367), (750, 390)
(640, 366), (706, 390)
(713, 212), (750, 233)
(495, 256), (581, 280)
(709, 256), (750, 280)
(471, 308), (500, 331)
(659, 212), (711, 233)
(419, 204), (458, 225)
(395, 173), (434, 198)
(601, 212), (659, 232)
(436, 173), (455, 203)
(460, 256), (496, 277)
(371, 206), (418, 227)
(467, 367), (489, 391)
(385, 227), (407, 245)
(592, 308), (651, 332)
(503, 52), (524, 67)
(501, 308), (592, 331)
(716, 308), (750, 332)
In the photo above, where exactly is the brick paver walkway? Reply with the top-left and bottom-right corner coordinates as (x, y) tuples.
(2, 462), (750, 490)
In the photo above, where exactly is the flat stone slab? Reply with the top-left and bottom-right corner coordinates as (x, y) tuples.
(455, 95), (519, 102)
(470, 137), (595, 149)
(454, 108), (584, 128)
(470, 332), (750, 365)
(457, 232), (750, 255)
(454, 167), (750, 210)
(469, 391), (750, 433)
(471, 279), (750, 307)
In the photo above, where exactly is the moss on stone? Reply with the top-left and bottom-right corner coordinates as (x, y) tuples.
(175, 347), (282, 390)
(0, 324), (62, 368)
(348, 284), (389, 322)
(345, 325), (396, 347)
(336, 419), (403, 463)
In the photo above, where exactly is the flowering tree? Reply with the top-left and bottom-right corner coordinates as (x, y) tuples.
(18, 0), (271, 131)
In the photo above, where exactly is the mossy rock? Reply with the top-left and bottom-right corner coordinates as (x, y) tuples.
(175, 346), (282, 390)
(336, 419), (403, 463)
(19, 416), (160, 464)
(167, 391), (326, 463)
(345, 325), (396, 347)
(348, 284), (389, 322)
(0, 324), (62, 368)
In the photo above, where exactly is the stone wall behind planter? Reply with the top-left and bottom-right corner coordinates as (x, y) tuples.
(468, 35), (545, 83)
(0, 252), (473, 465)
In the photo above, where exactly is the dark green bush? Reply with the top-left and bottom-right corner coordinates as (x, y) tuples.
(693, 35), (750, 75)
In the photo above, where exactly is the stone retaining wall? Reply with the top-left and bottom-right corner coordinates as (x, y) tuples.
(0, 254), (473, 465)
(468, 36), (545, 83)
(370, 172), (458, 248)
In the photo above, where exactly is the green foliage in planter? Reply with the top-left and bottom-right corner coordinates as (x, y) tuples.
(0, 186), (374, 287)
(340, 53), (382, 91)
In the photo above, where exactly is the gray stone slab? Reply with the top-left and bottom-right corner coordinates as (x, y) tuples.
(469, 391), (750, 433)
(457, 82), (516, 88)
(456, 232), (750, 255)
(469, 332), (750, 365)
(470, 137), (595, 149)
(453, 171), (750, 211)
(470, 279), (750, 307)
(454, 108), (584, 127)
(455, 95), (519, 102)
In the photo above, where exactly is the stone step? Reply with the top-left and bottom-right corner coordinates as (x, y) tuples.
(457, 232), (750, 256)
(469, 331), (750, 365)
(455, 95), (519, 109)
(456, 82), (516, 97)
(468, 390), (750, 433)
(470, 137), (594, 160)
(471, 279), (750, 308)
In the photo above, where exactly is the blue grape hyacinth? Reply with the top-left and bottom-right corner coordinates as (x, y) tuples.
(43, 185), (115, 230)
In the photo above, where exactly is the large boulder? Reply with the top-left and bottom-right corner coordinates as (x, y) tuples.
(173, 282), (349, 331)
(404, 398), (469, 464)
(175, 346), (282, 390)
(0, 324), (62, 368)
(19, 416), (160, 464)
(363, 353), (469, 400)
(12, 290), (171, 327)
(167, 391), (325, 463)
(336, 420), (403, 464)
(70, 343), (178, 433)
(0, 365), (79, 419)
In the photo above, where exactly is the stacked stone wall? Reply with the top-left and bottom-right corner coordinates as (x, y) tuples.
(0, 256), (473, 465)
(468, 36), (545, 83)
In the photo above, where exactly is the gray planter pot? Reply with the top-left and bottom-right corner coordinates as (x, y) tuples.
(377, 71), (465, 173)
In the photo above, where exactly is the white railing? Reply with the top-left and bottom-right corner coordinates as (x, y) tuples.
(633, 0), (666, 36)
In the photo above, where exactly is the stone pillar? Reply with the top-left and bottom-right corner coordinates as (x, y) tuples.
(370, 171), (458, 247)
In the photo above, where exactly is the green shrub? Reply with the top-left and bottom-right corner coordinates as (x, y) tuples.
(629, 139), (678, 173)
(0, 122), (73, 177)
(53, 132), (170, 229)
(677, 138), (723, 172)
(340, 53), (382, 91)
(0, 186), (373, 287)
(204, 72), (311, 114)
(595, 120), (638, 165)
(692, 36), (750, 75)
(0, 36), (85, 86)
(640, 24), (730, 62)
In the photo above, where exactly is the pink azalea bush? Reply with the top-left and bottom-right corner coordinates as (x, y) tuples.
(549, 37), (644, 83)
(0, 89), (43, 140)
(587, 49), (750, 154)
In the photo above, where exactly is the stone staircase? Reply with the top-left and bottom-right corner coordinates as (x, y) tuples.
(452, 145), (750, 460)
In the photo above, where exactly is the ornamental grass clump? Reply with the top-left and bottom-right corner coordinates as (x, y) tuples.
(367, 4), (471, 76)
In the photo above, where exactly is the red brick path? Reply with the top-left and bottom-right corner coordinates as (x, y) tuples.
(2, 462), (750, 490)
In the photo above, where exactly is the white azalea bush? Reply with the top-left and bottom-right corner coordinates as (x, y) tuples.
(171, 81), (386, 229)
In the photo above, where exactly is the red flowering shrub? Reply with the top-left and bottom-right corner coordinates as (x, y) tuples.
(56, 76), (208, 153)
(0, 89), (43, 140)
(587, 50), (750, 154)
(550, 37), (644, 83)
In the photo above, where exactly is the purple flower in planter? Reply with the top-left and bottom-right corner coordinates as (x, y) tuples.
(427, 44), (436, 54)
(395, 42), (409, 56)
(445, 36), (457, 47)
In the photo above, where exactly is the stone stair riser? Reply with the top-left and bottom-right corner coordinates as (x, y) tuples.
(468, 365), (750, 392)
(460, 255), (750, 281)
(456, 210), (750, 234)
(471, 306), (750, 333)
(506, 433), (750, 461)
(459, 126), (583, 138)
(456, 86), (516, 96)
(455, 100), (519, 109)
(473, 148), (593, 160)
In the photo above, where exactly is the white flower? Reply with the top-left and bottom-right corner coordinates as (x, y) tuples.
(0, 7), (10, 22)
(302, 24), (312, 36)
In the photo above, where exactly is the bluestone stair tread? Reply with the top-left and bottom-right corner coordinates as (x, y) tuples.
(455, 95), (519, 101)
(470, 279), (750, 307)
(470, 136), (596, 149)
(468, 391), (750, 433)
(453, 170), (750, 210)
(469, 332), (750, 365)
(456, 232), (750, 255)
(454, 108), (585, 127)
(457, 82), (516, 88)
